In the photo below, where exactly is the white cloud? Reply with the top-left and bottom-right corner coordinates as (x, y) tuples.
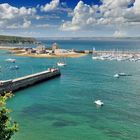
(60, 1), (98, 31)
(60, 0), (140, 33)
(60, 22), (80, 31)
(22, 19), (31, 28)
(113, 30), (127, 38)
(0, 3), (36, 29)
(0, 3), (36, 20)
(133, 0), (140, 11)
(36, 24), (50, 28)
(101, 0), (134, 9)
(41, 0), (59, 12)
(7, 19), (31, 29)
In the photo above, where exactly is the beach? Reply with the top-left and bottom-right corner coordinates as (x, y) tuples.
(0, 46), (87, 58)
(15, 52), (87, 58)
(0, 46), (19, 50)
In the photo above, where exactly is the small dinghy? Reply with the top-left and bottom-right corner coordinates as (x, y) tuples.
(94, 100), (104, 106)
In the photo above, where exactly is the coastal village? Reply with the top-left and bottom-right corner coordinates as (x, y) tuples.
(10, 42), (86, 58)
(1, 35), (140, 61)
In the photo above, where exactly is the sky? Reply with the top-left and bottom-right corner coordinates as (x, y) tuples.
(0, 0), (140, 37)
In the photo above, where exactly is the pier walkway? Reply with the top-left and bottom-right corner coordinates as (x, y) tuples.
(0, 68), (61, 94)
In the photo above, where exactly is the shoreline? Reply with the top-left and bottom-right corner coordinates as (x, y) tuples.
(0, 46), (19, 50)
(15, 52), (87, 58)
(0, 46), (87, 58)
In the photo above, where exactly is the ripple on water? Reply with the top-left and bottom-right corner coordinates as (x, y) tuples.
(20, 103), (67, 119)
(52, 120), (78, 128)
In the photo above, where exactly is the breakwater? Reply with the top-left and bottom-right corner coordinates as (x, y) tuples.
(0, 68), (61, 94)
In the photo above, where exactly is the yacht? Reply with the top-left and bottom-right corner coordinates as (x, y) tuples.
(5, 58), (16, 63)
(94, 100), (104, 106)
(114, 73), (131, 78)
(57, 62), (66, 67)
(92, 56), (99, 60)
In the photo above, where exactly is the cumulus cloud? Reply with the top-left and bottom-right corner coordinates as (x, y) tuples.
(7, 19), (31, 29)
(41, 0), (59, 12)
(0, 3), (36, 29)
(60, 0), (140, 32)
(133, 0), (140, 11)
(22, 19), (31, 28)
(0, 3), (36, 20)
(60, 1), (98, 31)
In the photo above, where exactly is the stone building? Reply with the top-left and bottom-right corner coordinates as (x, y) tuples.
(36, 45), (46, 54)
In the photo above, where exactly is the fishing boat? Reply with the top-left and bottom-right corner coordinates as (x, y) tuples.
(94, 100), (104, 106)
(5, 58), (16, 63)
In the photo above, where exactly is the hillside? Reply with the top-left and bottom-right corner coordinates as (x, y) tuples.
(0, 35), (37, 44)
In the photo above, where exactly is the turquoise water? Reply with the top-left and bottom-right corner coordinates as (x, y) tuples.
(0, 40), (140, 140)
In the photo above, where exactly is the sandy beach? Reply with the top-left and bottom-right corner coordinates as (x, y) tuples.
(0, 46), (19, 50)
(15, 52), (87, 58)
(0, 46), (87, 58)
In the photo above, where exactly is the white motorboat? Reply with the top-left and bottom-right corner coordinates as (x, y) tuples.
(92, 56), (99, 60)
(94, 100), (104, 106)
(5, 58), (16, 63)
(114, 74), (119, 78)
(57, 62), (66, 67)
(114, 73), (131, 78)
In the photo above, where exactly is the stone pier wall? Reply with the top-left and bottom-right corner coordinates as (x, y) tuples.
(0, 69), (61, 94)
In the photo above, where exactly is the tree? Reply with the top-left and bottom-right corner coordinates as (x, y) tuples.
(0, 93), (18, 140)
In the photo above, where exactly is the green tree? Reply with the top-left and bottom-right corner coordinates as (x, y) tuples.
(0, 93), (18, 140)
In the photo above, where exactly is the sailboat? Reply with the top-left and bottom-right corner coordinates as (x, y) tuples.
(92, 47), (99, 60)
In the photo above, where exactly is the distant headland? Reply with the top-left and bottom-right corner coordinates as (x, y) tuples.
(0, 35), (37, 45)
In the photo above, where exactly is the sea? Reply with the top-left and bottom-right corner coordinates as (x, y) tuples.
(0, 39), (140, 140)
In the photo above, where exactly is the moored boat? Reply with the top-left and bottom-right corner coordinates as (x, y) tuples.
(5, 58), (16, 63)
(94, 100), (104, 106)
(57, 62), (66, 67)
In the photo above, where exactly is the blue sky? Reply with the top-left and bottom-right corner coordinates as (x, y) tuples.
(0, 0), (140, 37)
(0, 0), (100, 7)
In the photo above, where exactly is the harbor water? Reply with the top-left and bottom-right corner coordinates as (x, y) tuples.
(0, 39), (140, 140)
